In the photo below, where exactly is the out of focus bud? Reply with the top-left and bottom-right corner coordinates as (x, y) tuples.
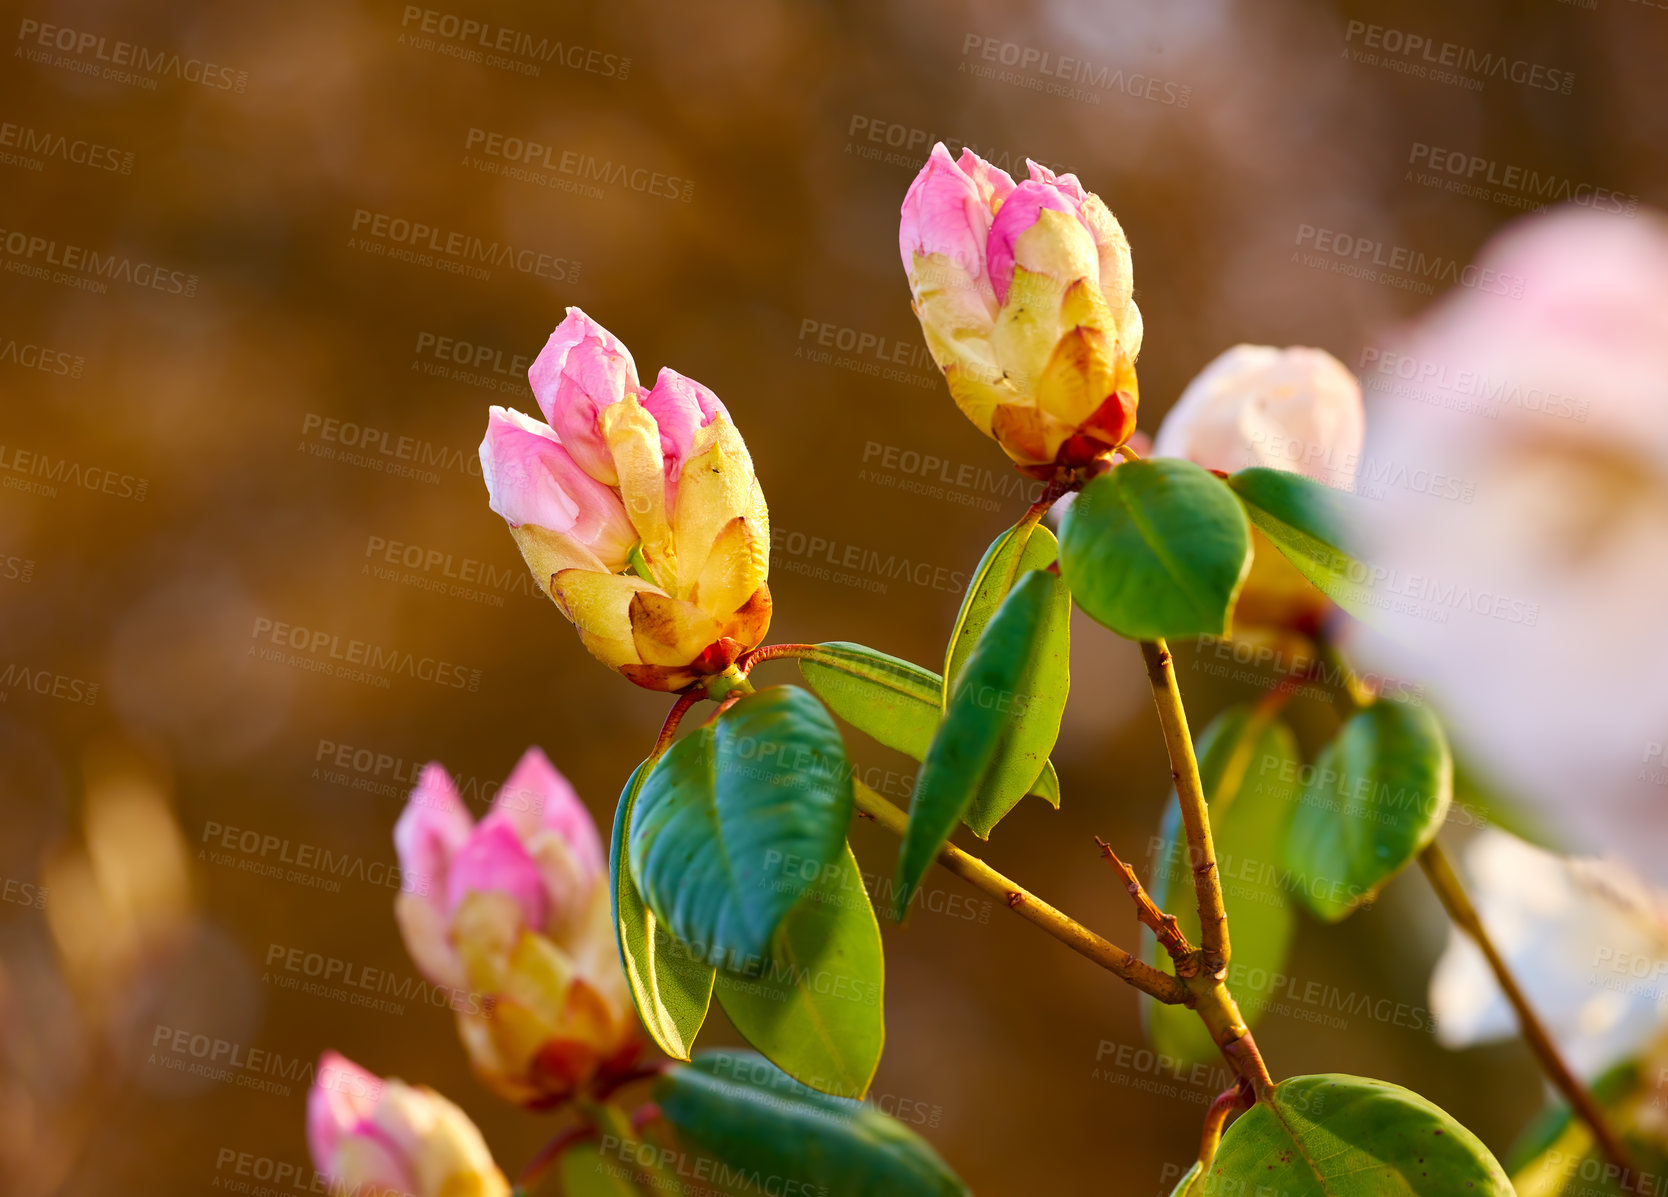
(1151, 345), (1364, 490)
(393, 748), (639, 1107)
(900, 143), (1142, 477)
(482, 308), (771, 692)
(307, 1052), (510, 1197)
(1153, 345), (1365, 638)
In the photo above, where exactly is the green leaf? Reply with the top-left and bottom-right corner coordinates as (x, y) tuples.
(797, 642), (1060, 818)
(656, 1051), (970, 1197)
(611, 760), (714, 1059)
(1168, 1162), (1204, 1196)
(943, 519), (1057, 702)
(1227, 467), (1375, 623)
(894, 570), (1061, 917)
(557, 1141), (642, 1196)
(798, 643), (941, 760)
(1196, 1074), (1511, 1194)
(1284, 700), (1452, 921)
(629, 686), (855, 971)
(715, 842), (884, 1099)
(1059, 458), (1251, 641)
(1145, 705), (1299, 1064)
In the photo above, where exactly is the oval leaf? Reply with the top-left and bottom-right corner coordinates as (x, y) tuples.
(629, 686), (855, 970)
(1227, 468), (1375, 624)
(1284, 700), (1452, 922)
(943, 519), (1058, 702)
(611, 759), (714, 1059)
(894, 570), (1060, 918)
(1059, 458), (1251, 641)
(656, 1050), (971, 1197)
(797, 642), (1060, 818)
(1198, 1074), (1511, 1194)
(798, 643), (941, 760)
(715, 842), (884, 1099)
(559, 1140), (644, 1196)
(1145, 705), (1299, 1064)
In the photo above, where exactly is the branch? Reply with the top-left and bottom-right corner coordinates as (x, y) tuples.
(852, 781), (1190, 1005)
(1095, 836), (1194, 966)
(1419, 840), (1637, 1177)
(1195, 1079), (1255, 1175)
(1139, 639), (1230, 974)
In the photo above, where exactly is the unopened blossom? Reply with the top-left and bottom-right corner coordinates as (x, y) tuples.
(900, 143), (1143, 477)
(1430, 830), (1668, 1080)
(482, 308), (770, 692)
(1152, 344), (1364, 490)
(307, 1051), (510, 1197)
(1347, 206), (1668, 873)
(393, 747), (639, 1107)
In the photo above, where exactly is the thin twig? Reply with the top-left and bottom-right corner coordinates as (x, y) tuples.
(1095, 836), (1194, 965)
(515, 1123), (597, 1192)
(653, 690), (704, 756)
(1196, 1079), (1255, 1174)
(853, 781), (1189, 1004)
(1419, 840), (1637, 1177)
(1139, 639), (1230, 975)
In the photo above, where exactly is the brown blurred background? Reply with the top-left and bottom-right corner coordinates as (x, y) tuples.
(2, 0), (1664, 1191)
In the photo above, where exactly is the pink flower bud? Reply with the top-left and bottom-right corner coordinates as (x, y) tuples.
(307, 1052), (509, 1197)
(528, 308), (640, 486)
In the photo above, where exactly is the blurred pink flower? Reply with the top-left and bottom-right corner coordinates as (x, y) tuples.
(307, 1051), (508, 1197)
(1152, 344), (1364, 490)
(1349, 206), (1668, 873)
(393, 748), (636, 1106)
(900, 143), (1142, 475)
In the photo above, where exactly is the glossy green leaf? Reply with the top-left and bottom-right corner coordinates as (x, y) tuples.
(611, 760), (714, 1059)
(1194, 1074), (1511, 1194)
(1168, 1162), (1204, 1196)
(558, 1140), (642, 1196)
(629, 686), (855, 971)
(798, 643), (941, 760)
(656, 1051), (970, 1197)
(943, 520), (1058, 701)
(1284, 700), (1452, 922)
(894, 570), (1060, 918)
(1059, 458), (1251, 641)
(1145, 705), (1299, 1064)
(1228, 467), (1375, 623)
(797, 642), (1060, 818)
(715, 843), (884, 1099)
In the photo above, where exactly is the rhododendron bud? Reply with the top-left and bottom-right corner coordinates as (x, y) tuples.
(482, 308), (771, 692)
(307, 1052), (509, 1197)
(1151, 345), (1364, 491)
(392, 748), (639, 1107)
(900, 143), (1142, 477)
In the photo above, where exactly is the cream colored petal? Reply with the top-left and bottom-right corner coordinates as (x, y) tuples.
(629, 590), (722, 667)
(694, 516), (767, 619)
(599, 393), (672, 569)
(509, 524), (612, 602)
(672, 417), (766, 595)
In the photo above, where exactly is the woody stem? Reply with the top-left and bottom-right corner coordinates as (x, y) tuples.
(1419, 839), (1636, 1176)
(852, 781), (1189, 1004)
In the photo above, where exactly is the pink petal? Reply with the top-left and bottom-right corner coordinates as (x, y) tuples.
(960, 148), (1018, 208)
(528, 308), (640, 486)
(493, 746), (605, 886)
(307, 1052), (384, 1169)
(899, 142), (1007, 278)
(392, 763), (473, 908)
(643, 368), (729, 508)
(480, 406), (638, 570)
(446, 815), (548, 929)
(986, 179), (1080, 306)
